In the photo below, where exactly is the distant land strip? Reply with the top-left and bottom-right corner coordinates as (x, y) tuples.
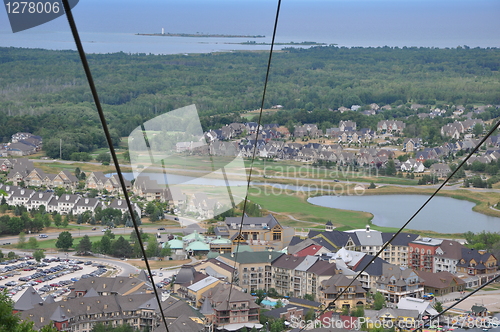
(136, 32), (265, 38)
(230, 41), (328, 46)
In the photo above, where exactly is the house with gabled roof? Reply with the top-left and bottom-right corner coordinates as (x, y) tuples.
(429, 163), (451, 178)
(403, 138), (422, 152)
(54, 194), (80, 215)
(72, 197), (104, 215)
(320, 274), (366, 309)
(339, 120), (357, 131)
(377, 120), (406, 133)
(381, 232), (420, 267)
(433, 239), (465, 273)
(7, 141), (36, 156)
(7, 187), (35, 207)
(6, 158), (34, 186)
(397, 297), (438, 318)
(27, 191), (55, 211)
(20, 290), (200, 332)
(24, 168), (47, 187)
(414, 270), (465, 296)
(376, 264), (424, 304)
(201, 283), (261, 330)
(50, 170), (79, 190)
(223, 214), (294, 251)
(308, 229), (359, 251)
(217, 251), (283, 293)
(351, 254), (390, 289)
(13, 286), (43, 313)
(107, 199), (141, 218)
(457, 248), (497, 276)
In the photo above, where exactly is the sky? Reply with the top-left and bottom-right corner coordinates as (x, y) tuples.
(0, 0), (499, 49)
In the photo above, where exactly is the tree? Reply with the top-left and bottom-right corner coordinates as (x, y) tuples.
(7, 251), (16, 259)
(111, 236), (133, 258)
(27, 237), (39, 249)
(255, 289), (265, 305)
(385, 159), (396, 176)
(303, 293), (315, 301)
(369, 182), (376, 189)
(373, 291), (386, 310)
(78, 235), (92, 254)
(473, 123), (484, 137)
(100, 235), (112, 255)
(91, 323), (134, 332)
(17, 232), (26, 249)
(352, 305), (365, 317)
(145, 236), (160, 258)
(434, 301), (443, 313)
(33, 249), (45, 262)
(149, 207), (162, 222)
(341, 305), (349, 316)
(275, 300), (283, 309)
(53, 213), (62, 227)
(145, 202), (156, 215)
(43, 214), (51, 228)
(62, 215), (69, 227)
(55, 231), (73, 251)
(96, 152), (111, 164)
(159, 243), (171, 258)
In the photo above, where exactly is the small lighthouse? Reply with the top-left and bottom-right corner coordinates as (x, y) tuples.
(161, 28), (164, 35)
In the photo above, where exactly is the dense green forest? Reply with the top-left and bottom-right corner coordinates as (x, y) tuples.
(0, 46), (499, 157)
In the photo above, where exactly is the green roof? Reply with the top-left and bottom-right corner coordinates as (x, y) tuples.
(220, 251), (283, 264)
(186, 241), (210, 251)
(210, 238), (231, 245)
(167, 239), (184, 249)
(234, 245), (253, 253)
(183, 230), (205, 242)
(207, 251), (220, 259)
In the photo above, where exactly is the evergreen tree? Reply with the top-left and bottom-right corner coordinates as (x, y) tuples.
(78, 235), (92, 254)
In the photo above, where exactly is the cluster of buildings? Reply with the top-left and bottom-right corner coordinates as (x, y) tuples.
(15, 273), (206, 332)
(164, 214), (294, 258)
(0, 132), (42, 157)
(187, 220), (498, 307)
(0, 182), (140, 217)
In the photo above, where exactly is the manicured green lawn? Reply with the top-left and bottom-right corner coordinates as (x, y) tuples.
(35, 234), (133, 250)
(247, 187), (374, 230)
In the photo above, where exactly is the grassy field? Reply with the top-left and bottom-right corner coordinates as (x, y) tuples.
(33, 161), (131, 175)
(247, 186), (374, 230)
(31, 234), (134, 250)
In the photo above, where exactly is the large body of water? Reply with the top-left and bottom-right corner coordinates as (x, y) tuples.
(0, 0), (499, 54)
(308, 194), (500, 233)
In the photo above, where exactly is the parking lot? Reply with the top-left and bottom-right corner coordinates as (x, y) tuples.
(0, 255), (116, 302)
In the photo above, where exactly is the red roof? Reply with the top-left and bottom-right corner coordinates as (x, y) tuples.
(295, 244), (323, 257)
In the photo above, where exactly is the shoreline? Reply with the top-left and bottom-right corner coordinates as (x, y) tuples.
(136, 32), (265, 38)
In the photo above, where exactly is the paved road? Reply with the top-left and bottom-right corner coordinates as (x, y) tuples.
(0, 220), (204, 246)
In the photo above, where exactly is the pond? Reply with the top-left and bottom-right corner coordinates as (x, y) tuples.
(307, 194), (500, 233)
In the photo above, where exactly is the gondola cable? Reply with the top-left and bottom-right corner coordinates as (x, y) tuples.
(61, 1), (171, 331)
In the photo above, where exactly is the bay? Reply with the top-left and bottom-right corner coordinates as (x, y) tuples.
(307, 194), (500, 233)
